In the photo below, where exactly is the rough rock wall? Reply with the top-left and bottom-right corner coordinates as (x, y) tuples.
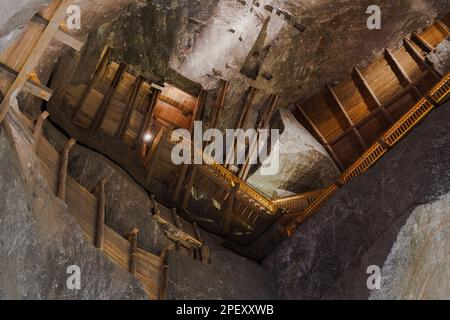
(166, 249), (277, 300)
(263, 100), (450, 300)
(370, 192), (450, 300)
(0, 120), (147, 299)
(428, 39), (450, 75)
(247, 109), (340, 195)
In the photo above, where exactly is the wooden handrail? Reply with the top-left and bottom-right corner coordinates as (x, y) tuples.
(285, 70), (450, 236)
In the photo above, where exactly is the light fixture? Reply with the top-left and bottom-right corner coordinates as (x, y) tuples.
(143, 132), (153, 142)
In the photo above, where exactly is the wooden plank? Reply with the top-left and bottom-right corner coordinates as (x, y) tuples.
(412, 31), (434, 53)
(211, 81), (229, 128)
(403, 38), (441, 79)
(326, 83), (367, 150)
(295, 104), (344, 172)
(72, 47), (111, 119)
(0, 0), (71, 124)
(117, 76), (144, 139)
(128, 228), (139, 276)
(95, 178), (107, 250)
(91, 63), (126, 131)
(57, 138), (76, 200)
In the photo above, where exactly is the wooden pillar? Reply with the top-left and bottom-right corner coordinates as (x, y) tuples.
(33, 111), (49, 152)
(116, 76), (143, 139)
(182, 165), (199, 210)
(223, 183), (239, 235)
(326, 83), (367, 150)
(72, 47), (110, 119)
(384, 48), (422, 98)
(0, 0), (71, 124)
(403, 38), (441, 79)
(95, 177), (107, 250)
(90, 63), (126, 131)
(159, 264), (169, 300)
(353, 66), (393, 124)
(172, 164), (189, 204)
(412, 32), (434, 53)
(128, 228), (139, 276)
(136, 88), (161, 151)
(57, 138), (76, 200)
(295, 104), (344, 172)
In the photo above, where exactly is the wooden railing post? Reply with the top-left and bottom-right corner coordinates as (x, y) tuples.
(223, 183), (239, 235)
(128, 227), (139, 276)
(33, 111), (49, 152)
(57, 138), (76, 200)
(95, 177), (107, 250)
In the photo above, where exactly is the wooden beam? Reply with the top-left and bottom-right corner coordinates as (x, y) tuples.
(117, 76), (143, 139)
(384, 48), (422, 98)
(72, 47), (110, 119)
(33, 111), (49, 153)
(31, 14), (84, 51)
(128, 228), (139, 276)
(136, 88), (161, 151)
(326, 83), (367, 150)
(403, 38), (441, 79)
(182, 165), (199, 210)
(159, 264), (169, 300)
(57, 138), (76, 200)
(0, 0), (71, 124)
(90, 63), (126, 131)
(295, 104), (344, 172)
(95, 177), (107, 250)
(145, 128), (165, 183)
(353, 66), (393, 124)
(223, 183), (239, 235)
(211, 81), (229, 128)
(236, 87), (256, 129)
(412, 31), (434, 53)
(172, 164), (189, 204)
(189, 90), (206, 134)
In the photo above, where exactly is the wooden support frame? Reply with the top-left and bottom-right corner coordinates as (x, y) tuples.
(117, 76), (144, 139)
(0, 0), (71, 124)
(182, 165), (199, 210)
(72, 47), (111, 119)
(326, 83), (367, 150)
(0, 63), (53, 101)
(353, 66), (393, 124)
(295, 104), (344, 172)
(57, 137), (76, 200)
(95, 178), (107, 250)
(90, 63), (127, 131)
(33, 111), (50, 152)
(403, 38), (441, 79)
(128, 228), (139, 276)
(384, 48), (422, 98)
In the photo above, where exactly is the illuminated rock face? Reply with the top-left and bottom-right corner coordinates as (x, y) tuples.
(370, 193), (450, 300)
(428, 39), (450, 75)
(247, 108), (340, 196)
